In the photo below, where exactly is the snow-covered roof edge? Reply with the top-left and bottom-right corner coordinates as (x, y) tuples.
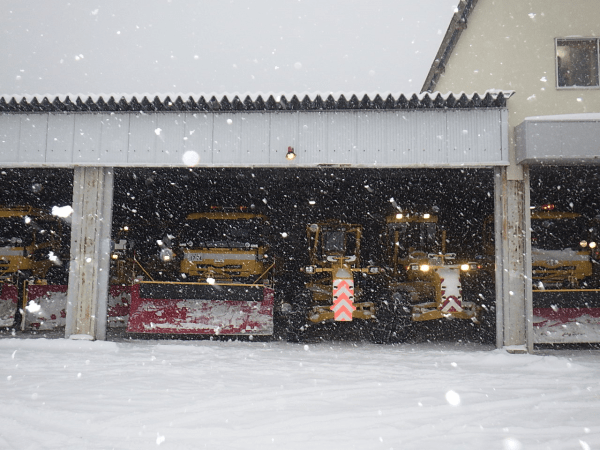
(421, 0), (479, 94)
(0, 90), (512, 113)
(524, 113), (600, 122)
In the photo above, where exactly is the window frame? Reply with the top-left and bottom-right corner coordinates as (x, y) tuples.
(555, 37), (600, 90)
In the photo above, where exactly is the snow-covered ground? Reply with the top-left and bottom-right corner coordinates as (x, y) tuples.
(1, 334), (600, 450)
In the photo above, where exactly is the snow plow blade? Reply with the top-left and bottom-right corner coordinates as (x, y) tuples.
(0, 285), (19, 327)
(126, 281), (274, 335)
(533, 289), (600, 344)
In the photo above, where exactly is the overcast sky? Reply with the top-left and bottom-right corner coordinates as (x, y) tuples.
(0, 0), (458, 99)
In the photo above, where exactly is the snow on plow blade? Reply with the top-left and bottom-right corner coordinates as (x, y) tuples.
(126, 282), (274, 335)
(0, 285), (18, 327)
(22, 285), (131, 330)
(533, 289), (600, 344)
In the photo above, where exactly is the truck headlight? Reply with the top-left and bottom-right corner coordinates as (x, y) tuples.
(590, 242), (597, 249)
(111, 254), (119, 260)
(580, 240), (588, 248)
(160, 248), (174, 262)
(460, 264), (470, 271)
(420, 264), (430, 272)
(304, 265), (315, 274)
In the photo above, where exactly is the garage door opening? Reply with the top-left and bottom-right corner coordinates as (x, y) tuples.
(0, 169), (73, 335)
(530, 166), (600, 345)
(105, 167), (495, 344)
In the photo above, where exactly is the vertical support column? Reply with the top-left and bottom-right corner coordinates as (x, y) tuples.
(65, 167), (114, 340)
(494, 166), (530, 351)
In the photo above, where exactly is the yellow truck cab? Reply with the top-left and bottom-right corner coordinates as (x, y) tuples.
(176, 208), (273, 284)
(0, 205), (65, 285)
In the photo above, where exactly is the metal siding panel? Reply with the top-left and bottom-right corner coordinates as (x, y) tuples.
(213, 113), (242, 164)
(241, 113), (270, 164)
(156, 114), (185, 164)
(0, 115), (21, 163)
(183, 113), (213, 165)
(270, 113), (298, 165)
(527, 122), (558, 158)
(0, 109), (509, 167)
(447, 110), (502, 164)
(74, 114), (102, 164)
(356, 112), (385, 165)
(561, 122), (600, 157)
(47, 114), (74, 164)
(326, 112), (356, 165)
(19, 115), (48, 164)
(299, 112), (327, 165)
(416, 110), (447, 165)
(518, 119), (600, 164)
(387, 112), (420, 165)
(99, 114), (129, 165)
(128, 114), (158, 164)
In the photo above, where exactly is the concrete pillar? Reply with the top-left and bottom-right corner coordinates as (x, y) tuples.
(65, 167), (114, 340)
(494, 166), (532, 352)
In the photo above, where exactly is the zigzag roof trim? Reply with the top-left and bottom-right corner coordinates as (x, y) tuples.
(0, 90), (512, 114)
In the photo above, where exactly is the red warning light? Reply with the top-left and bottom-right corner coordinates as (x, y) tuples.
(541, 204), (555, 211)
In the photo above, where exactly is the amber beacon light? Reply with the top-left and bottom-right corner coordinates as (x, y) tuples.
(286, 146), (296, 160)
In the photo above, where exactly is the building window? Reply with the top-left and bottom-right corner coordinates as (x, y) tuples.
(556, 38), (599, 88)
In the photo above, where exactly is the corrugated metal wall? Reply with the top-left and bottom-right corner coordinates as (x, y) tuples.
(0, 109), (508, 168)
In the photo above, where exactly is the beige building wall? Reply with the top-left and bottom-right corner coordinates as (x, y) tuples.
(434, 0), (600, 171)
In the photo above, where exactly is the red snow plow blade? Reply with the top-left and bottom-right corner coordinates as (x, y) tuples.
(533, 289), (600, 343)
(20, 285), (131, 330)
(126, 281), (274, 335)
(0, 284), (19, 327)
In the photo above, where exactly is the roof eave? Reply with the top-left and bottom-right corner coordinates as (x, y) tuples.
(421, 0), (479, 93)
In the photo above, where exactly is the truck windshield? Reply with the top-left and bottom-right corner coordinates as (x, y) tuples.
(180, 218), (268, 248)
(0, 217), (34, 246)
(388, 222), (439, 256)
(320, 229), (357, 257)
(531, 217), (588, 250)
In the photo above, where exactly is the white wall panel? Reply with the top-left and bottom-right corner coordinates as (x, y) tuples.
(19, 115), (48, 164)
(46, 114), (74, 163)
(447, 109), (502, 164)
(183, 113), (213, 165)
(299, 112), (328, 165)
(156, 114), (185, 164)
(326, 112), (357, 165)
(74, 114), (102, 164)
(241, 113), (270, 165)
(128, 114), (158, 164)
(270, 113), (298, 165)
(100, 114), (129, 165)
(213, 113), (242, 164)
(0, 109), (508, 167)
(0, 115), (21, 163)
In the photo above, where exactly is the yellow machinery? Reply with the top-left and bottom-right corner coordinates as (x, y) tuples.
(0, 205), (66, 285)
(175, 209), (273, 284)
(479, 204), (600, 343)
(530, 205), (596, 288)
(297, 220), (382, 327)
(127, 207), (277, 336)
(110, 225), (135, 285)
(0, 205), (68, 328)
(481, 204), (598, 289)
(383, 210), (482, 325)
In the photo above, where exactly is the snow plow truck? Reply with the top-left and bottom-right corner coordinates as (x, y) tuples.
(525, 204), (600, 342)
(287, 220), (388, 341)
(0, 205), (68, 328)
(478, 203), (600, 343)
(126, 207), (277, 336)
(382, 210), (483, 333)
